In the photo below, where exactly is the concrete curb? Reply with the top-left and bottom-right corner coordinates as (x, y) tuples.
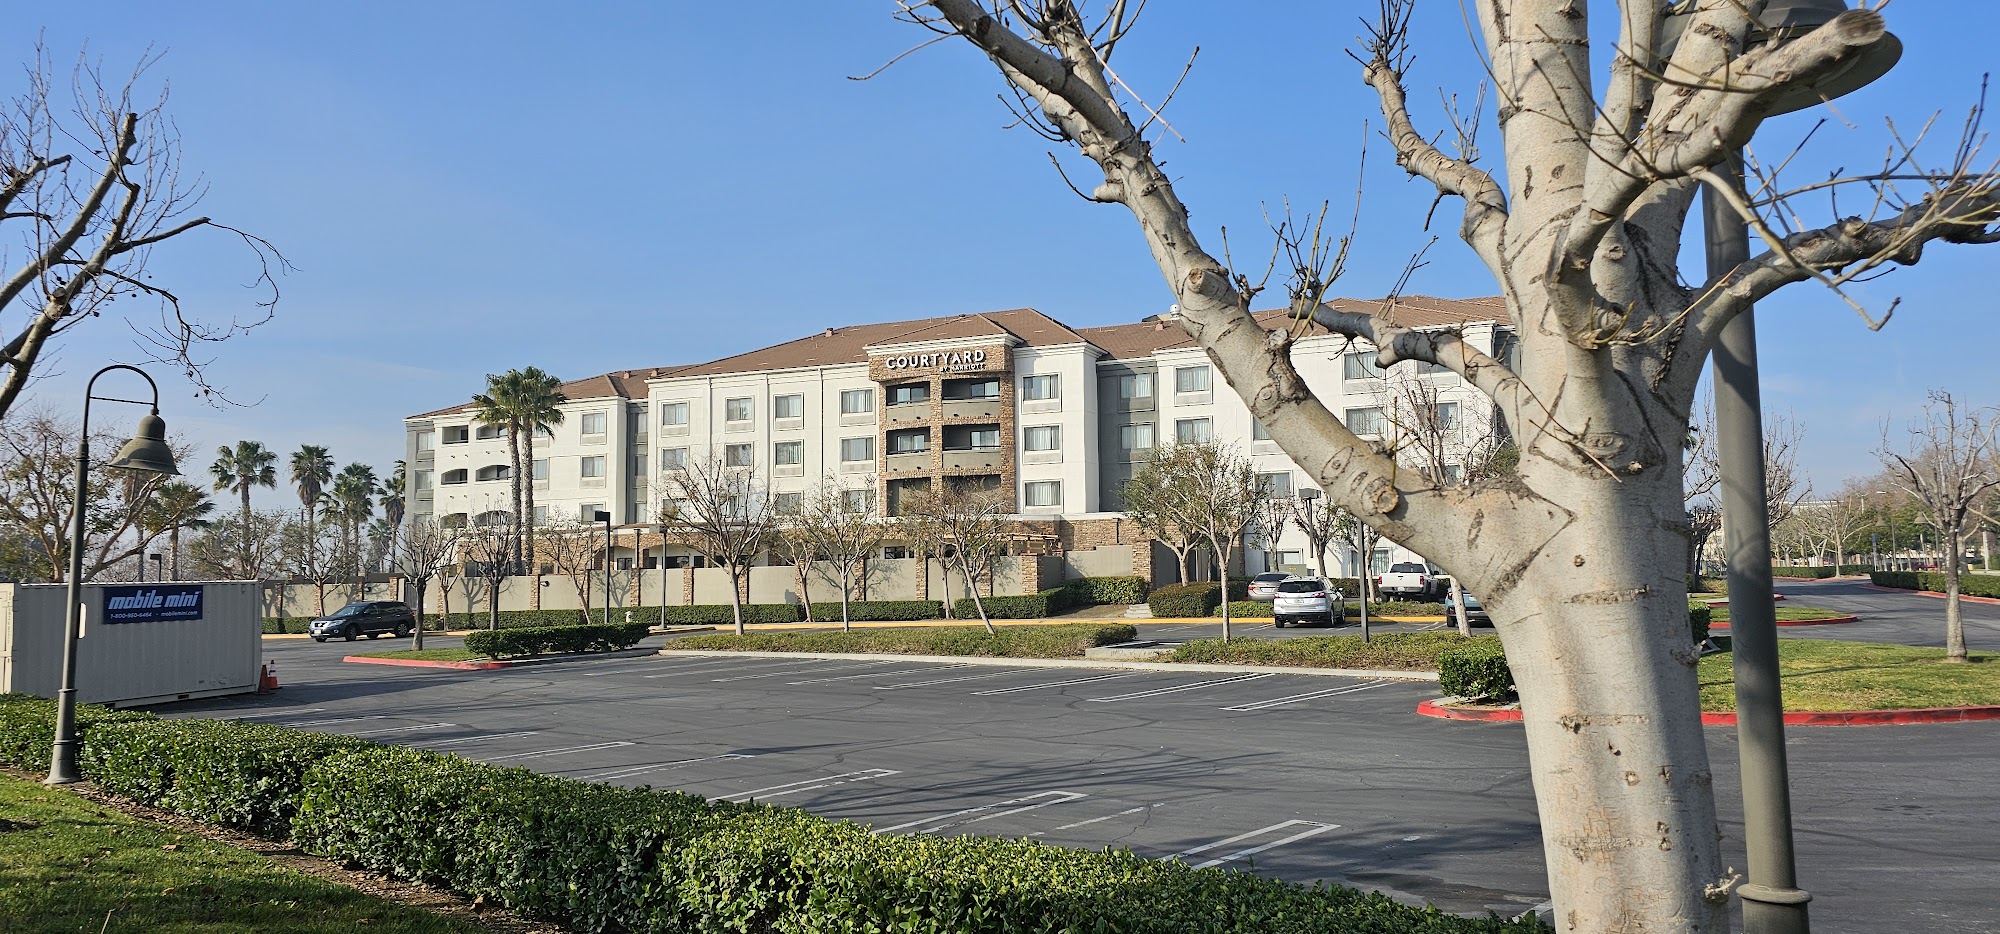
(654, 648), (1438, 682)
(1863, 584), (2000, 606)
(1415, 698), (2000, 727)
(1697, 594), (1786, 605)
(1709, 614), (1860, 629)
(343, 646), (661, 671)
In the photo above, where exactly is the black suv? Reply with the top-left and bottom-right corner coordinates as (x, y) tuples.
(309, 601), (416, 642)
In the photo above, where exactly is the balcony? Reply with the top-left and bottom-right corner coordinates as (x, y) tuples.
(884, 451), (930, 473)
(940, 398), (1001, 420)
(941, 447), (1002, 470)
(886, 401), (930, 424)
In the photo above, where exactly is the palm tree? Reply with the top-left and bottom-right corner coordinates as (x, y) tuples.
(142, 481), (215, 581)
(472, 375), (524, 567)
(328, 463), (378, 582)
(512, 368), (567, 568)
(381, 461), (407, 569)
(290, 444), (334, 576)
(210, 441), (278, 577)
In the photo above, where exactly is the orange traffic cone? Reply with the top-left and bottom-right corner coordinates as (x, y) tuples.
(260, 660), (280, 692)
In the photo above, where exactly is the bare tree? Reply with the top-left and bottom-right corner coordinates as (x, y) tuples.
(1247, 489), (1291, 574)
(661, 455), (778, 636)
(900, 1), (2000, 924)
(1791, 485), (1874, 569)
(0, 406), (197, 581)
(535, 515), (603, 626)
(0, 47), (283, 418)
(1686, 401), (1809, 574)
(186, 509), (283, 581)
(1286, 488), (1340, 580)
(276, 511), (341, 614)
(794, 481), (888, 631)
(1122, 442), (1213, 582)
(903, 484), (1010, 633)
(390, 515), (463, 651)
(1178, 442), (1259, 642)
(461, 521), (517, 631)
(1880, 391), (2000, 662)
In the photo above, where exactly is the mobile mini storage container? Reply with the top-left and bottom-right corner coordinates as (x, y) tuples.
(0, 581), (261, 707)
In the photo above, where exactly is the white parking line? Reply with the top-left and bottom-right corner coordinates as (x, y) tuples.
(281, 715), (385, 727)
(585, 753), (757, 781)
(972, 673), (1134, 696)
(1169, 819), (1339, 868)
(872, 791), (1088, 835)
(1027, 802), (1167, 837)
(476, 741), (636, 762)
(787, 665), (964, 685)
(1219, 680), (1390, 711)
(410, 731), (540, 748)
(712, 661), (890, 682)
(1086, 673), (1274, 703)
(717, 768), (900, 803)
(873, 670), (1023, 689)
(645, 661), (801, 678)
(342, 721), (457, 736)
(208, 707), (325, 720)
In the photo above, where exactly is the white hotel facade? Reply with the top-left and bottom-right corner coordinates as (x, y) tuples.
(404, 297), (1512, 582)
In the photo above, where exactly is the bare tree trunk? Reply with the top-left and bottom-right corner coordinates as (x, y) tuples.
(489, 579), (500, 631)
(1945, 521), (1969, 662)
(412, 578), (427, 651)
(1218, 544), (1233, 644)
(956, 550), (994, 634)
(1451, 577), (1469, 637)
(728, 563), (746, 636)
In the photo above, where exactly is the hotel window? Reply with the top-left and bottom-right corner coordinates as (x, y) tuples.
(842, 488), (875, 514)
(1343, 353), (1386, 380)
(442, 426), (469, 445)
(1023, 425), (1061, 452)
(476, 464), (511, 482)
(532, 458), (549, 481)
(889, 384), (929, 406)
(944, 379), (1001, 400)
(660, 401), (689, 426)
(1022, 374), (1059, 401)
(774, 441), (803, 466)
(1024, 481), (1062, 507)
(1345, 406), (1386, 436)
(1252, 419), (1271, 441)
(888, 429), (929, 454)
(476, 424), (503, 440)
(581, 503), (605, 521)
(580, 455), (606, 479)
(841, 388), (875, 414)
(415, 430), (434, 453)
(580, 412), (607, 436)
(1174, 418), (1212, 443)
(534, 424), (554, 440)
(633, 453), (648, 478)
(1174, 365), (1211, 394)
(440, 513), (468, 529)
(1257, 471), (1293, 497)
(725, 443), (754, 467)
(774, 492), (803, 514)
(441, 469), (468, 485)
(773, 394), (804, 419)
(1434, 402), (1461, 431)
(1118, 423), (1155, 451)
(413, 470), (432, 491)
(725, 397), (754, 422)
(952, 427), (1000, 450)
(532, 505), (547, 525)
(840, 437), (875, 462)
(660, 447), (688, 471)
(1118, 372), (1154, 400)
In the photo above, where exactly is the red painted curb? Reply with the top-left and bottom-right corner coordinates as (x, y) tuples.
(1709, 614), (1860, 629)
(1417, 698), (2000, 726)
(343, 655), (512, 670)
(1863, 584), (2000, 606)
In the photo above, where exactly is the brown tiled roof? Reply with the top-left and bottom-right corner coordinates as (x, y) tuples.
(1077, 295), (1509, 360)
(408, 366), (695, 420)
(667, 307), (1087, 378)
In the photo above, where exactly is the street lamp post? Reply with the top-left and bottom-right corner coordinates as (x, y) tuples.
(594, 510), (613, 625)
(1669, 4), (1902, 931)
(46, 365), (180, 785)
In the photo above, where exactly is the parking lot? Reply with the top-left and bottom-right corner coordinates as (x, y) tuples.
(166, 582), (2000, 932)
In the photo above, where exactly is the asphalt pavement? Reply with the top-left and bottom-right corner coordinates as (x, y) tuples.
(164, 586), (2000, 934)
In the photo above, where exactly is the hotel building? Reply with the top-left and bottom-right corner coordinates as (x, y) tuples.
(404, 296), (1511, 582)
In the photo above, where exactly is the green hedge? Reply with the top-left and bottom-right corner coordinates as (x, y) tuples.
(674, 623), (1137, 659)
(1871, 570), (2000, 598)
(83, 718), (375, 837)
(806, 600), (944, 622)
(0, 693), (156, 773)
(1060, 575), (1150, 606)
(1146, 580), (1247, 617)
(953, 587), (1080, 620)
(1688, 575), (1729, 594)
(1836, 564), (1875, 575)
(1771, 566), (1835, 579)
(461, 622), (652, 659)
(1214, 600), (1273, 618)
(1169, 632), (1478, 670)
(1688, 601), (1713, 644)
(656, 603), (803, 625)
(1438, 639), (1512, 700)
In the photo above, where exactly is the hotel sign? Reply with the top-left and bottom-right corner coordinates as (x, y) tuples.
(881, 348), (994, 374)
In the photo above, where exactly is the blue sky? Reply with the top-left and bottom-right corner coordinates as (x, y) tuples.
(16, 2), (2000, 499)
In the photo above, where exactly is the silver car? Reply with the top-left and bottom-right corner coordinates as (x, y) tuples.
(1272, 577), (1344, 628)
(1247, 572), (1290, 602)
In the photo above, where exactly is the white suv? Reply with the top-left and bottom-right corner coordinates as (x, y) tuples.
(1271, 577), (1344, 628)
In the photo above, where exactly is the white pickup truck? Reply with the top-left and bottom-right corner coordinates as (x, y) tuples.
(1375, 562), (1444, 599)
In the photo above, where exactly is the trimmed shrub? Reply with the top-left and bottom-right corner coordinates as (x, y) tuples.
(462, 621), (651, 658)
(1148, 582), (1221, 618)
(0, 693), (155, 774)
(952, 587), (1076, 620)
(1213, 600), (1273, 618)
(1836, 564), (1875, 575)
(805, 600), (942, 622)
(1061, 575), (1149, 606)
(262, 616), (315, 634)
(1870, 570), (2000, 598)
(83, 718), (375, 837)
(1367, 601), (1447, 617)
(1438, 638), (1512, 699)
(1688, 575), (1729, 594)
(1771, 566), (1835, 579)
(673, 623), (1137, 658)
(1688, 601), (1713, 644)
(656, 603), (802, 626)
(1170, 632), (1476, 670)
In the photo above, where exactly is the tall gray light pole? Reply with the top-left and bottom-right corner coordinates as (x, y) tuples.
(1674, 4), (1901, 931)
(594, 510), (613, 625)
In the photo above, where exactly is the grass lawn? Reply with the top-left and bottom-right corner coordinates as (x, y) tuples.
(1699, 639), (2000, 711)
(347, 648), (490, 662)
(0, 771), (484, 933)
(1707, 604), (1849, 623)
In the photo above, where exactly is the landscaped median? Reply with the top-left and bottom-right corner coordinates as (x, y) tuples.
(1703, 604), (1859, 627)
(1422, 638), (2000, 726)
(0, 694), (1544, 934)
(345, 621), (653, 669)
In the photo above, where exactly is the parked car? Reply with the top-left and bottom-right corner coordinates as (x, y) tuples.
(309, 601), (416, 642)
(1376, 562), (1442, 599)
(1272, 577), (1345, 628)
(1443, 593), (1492, 627)
(1247, 572), (1291, 602)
